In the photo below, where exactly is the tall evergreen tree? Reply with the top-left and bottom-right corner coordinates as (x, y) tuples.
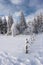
(0, 17), (2, 34)
(3, 17), (7, 34)
(16, 11), (27, 33)
(33, 13), (43, 33)
(20, 11), (27, 28)
(11, 23), (19, 36)
(7, 14), (13, 35)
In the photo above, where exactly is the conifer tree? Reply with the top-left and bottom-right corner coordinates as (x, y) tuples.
(0, 17), (2, 34)
(7, 14), (13, 35)
(16, 11), (27, 33)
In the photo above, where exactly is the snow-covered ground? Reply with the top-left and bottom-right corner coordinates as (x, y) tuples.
(0, 34), (43, 65)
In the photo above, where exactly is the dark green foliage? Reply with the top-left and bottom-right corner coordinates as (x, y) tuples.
(0, 17), (7, 34)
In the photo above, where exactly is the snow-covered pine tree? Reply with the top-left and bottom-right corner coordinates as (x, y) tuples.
(17, 11), (27, 33)
(20, 11), (27, 27)
(0, 17), (2, 34)
(7, 14), (13, 35)
(16, 23), (20, 32)
(33, 18), (38, 34)
(23, 21), (33, 35)
(11, 23), (19, 36)
(2, 17), (7, 34)
(33, 13), (43, 33)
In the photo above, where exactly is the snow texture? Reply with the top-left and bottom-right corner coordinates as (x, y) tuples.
(0, 34), (43, 65)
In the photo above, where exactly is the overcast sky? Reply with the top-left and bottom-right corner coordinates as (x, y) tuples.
(0, 0), (43, 20)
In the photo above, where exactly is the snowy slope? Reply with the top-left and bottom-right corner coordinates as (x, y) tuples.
(0, 34), (43, 65)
